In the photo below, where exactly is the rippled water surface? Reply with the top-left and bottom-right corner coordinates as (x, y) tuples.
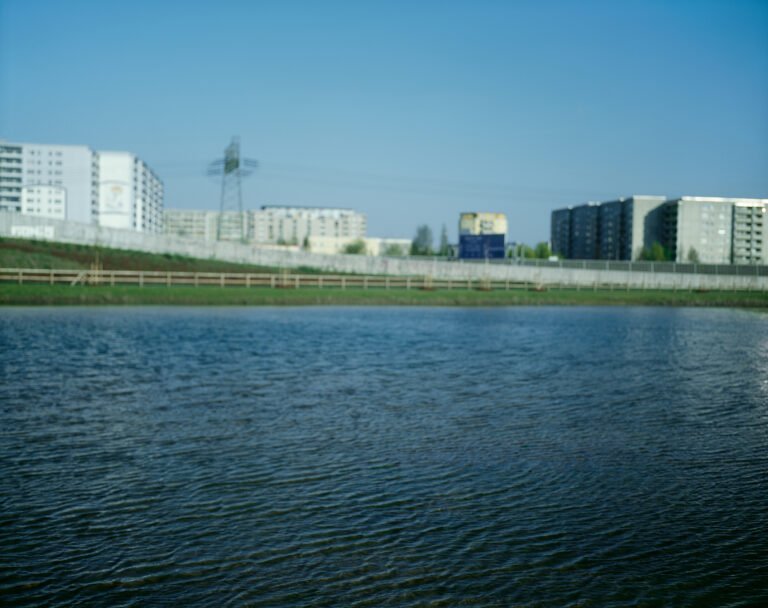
(2, 306), (768, 607)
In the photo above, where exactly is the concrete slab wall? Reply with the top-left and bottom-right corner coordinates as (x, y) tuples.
(2, 212), (766, 290)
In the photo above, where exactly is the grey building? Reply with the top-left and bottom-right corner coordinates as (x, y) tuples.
(665, 197), (767, 264)
(570, 203), (601, 260)
(549, 195), (768, 264)
(732, 201), (767, 265)
(550, 207), (572, 259)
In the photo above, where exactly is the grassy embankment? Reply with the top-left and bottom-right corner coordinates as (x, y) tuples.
(2, 284), (767, 307)
(0, 237), (326, 274)
(1, 237), (766, 307)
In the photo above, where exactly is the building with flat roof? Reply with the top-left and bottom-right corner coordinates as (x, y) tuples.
(164, 206), (367, 245)
(0, 140), (163, 233)
(1, 141), (99, 224)
(459, 212), (508, 237)
(551, 195), (766, 264)
(99, 151), (164, 233)
(458, 212), (508, 259)
(251, 206), (366, 245)
(732, 200), (767, 265)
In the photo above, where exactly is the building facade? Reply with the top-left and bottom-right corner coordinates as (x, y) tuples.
(98, 151), (164, 233)
(732, 200), (767, 265)
(164, 209), (220, 241)
(165, 206), (367, 245)
(1, 141), (99, 224)
(550, 207), (572, 259)
(0, 140), (163, 233)
(551, 195), (767, 264)
(458, 212), (508, 259)
(458, 212), (508, 237)
(251, 206), (366, 245)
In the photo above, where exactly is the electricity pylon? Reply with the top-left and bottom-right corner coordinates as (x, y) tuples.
(207, 137), (258, 242)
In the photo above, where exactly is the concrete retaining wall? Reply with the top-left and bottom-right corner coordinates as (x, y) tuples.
(2, 212), (766, 290)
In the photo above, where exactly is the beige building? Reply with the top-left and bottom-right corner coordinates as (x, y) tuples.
(308, 236), (410, 256)
(459, 212), (508, 236)
(251, 206), (366, 244)
(164, 209), (219, 241)
(165, 206), (367, 245)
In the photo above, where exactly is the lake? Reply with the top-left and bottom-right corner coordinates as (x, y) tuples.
(1, 306), (767, 606)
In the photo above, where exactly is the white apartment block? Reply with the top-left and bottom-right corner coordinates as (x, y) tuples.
(99, 151), (163, 233)
(0, 140), (163, 233)
(1, 141), (99, 224)
(252, 206), (366, 244)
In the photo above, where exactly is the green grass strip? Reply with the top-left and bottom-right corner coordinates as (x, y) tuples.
(1, 284), (767, 307)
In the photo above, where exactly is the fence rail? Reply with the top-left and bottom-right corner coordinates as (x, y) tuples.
(449, 257), (768, 276)
(0, 268), (527, 291)
(0, 268), (765, 292)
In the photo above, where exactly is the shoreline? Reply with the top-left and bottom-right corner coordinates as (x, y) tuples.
(1, 284), (767, 308)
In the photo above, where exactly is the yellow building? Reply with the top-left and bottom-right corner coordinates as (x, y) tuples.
(459, 212), (508, 236)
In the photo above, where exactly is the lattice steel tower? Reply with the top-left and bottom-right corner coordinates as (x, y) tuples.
(207, 137), (258, 241)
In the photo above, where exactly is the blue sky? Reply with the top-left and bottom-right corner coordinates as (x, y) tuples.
(1, 0), (766, 242)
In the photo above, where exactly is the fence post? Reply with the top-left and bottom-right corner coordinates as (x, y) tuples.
(49, 270), (54, 285)
(342, 277), (346, 290)
(406, 277), (411, 290)
(139, 272), (144, 288)
(246, 274), (251, 288)
(319, 276), (323, 289)
(295, 275), (299, 289)
(220, 273), (225, 288)
(270, 275), (276, 289)
(167, 272), (171, 288)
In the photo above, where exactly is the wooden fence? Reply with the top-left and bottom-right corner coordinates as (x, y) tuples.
(0, 268), (532, 291)
(0, 268), (763, 292)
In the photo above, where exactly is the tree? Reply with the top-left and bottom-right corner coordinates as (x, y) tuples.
(383, 243), (406, 257)
(343, 239), (366, 255)
(438, 224), (450, 257)
(514, 243), (536, 259)
(410, 225), (434, 256)
(534, 242), (552, 259)
(639, 241), (671, 262)
(687, 247), (700, 263)
(302, 236), (311, 251)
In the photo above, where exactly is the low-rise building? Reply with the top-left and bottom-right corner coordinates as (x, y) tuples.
(308, 236), (410, 256)
(458, 212), (507, 259)
(165, 206), (368, 245)
(251, 206), (366, 244)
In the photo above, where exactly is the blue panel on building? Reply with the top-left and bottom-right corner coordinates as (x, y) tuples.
(459, 234), (506, 259)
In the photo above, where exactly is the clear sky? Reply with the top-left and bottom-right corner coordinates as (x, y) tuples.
(1, 0), (766, 243)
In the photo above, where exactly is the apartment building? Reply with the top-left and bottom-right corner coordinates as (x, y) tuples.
(99, 151), (164, 233)
(0, 141), (99, 224)
(0, 140), (163, 233)
(550, 195), (767, 264)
